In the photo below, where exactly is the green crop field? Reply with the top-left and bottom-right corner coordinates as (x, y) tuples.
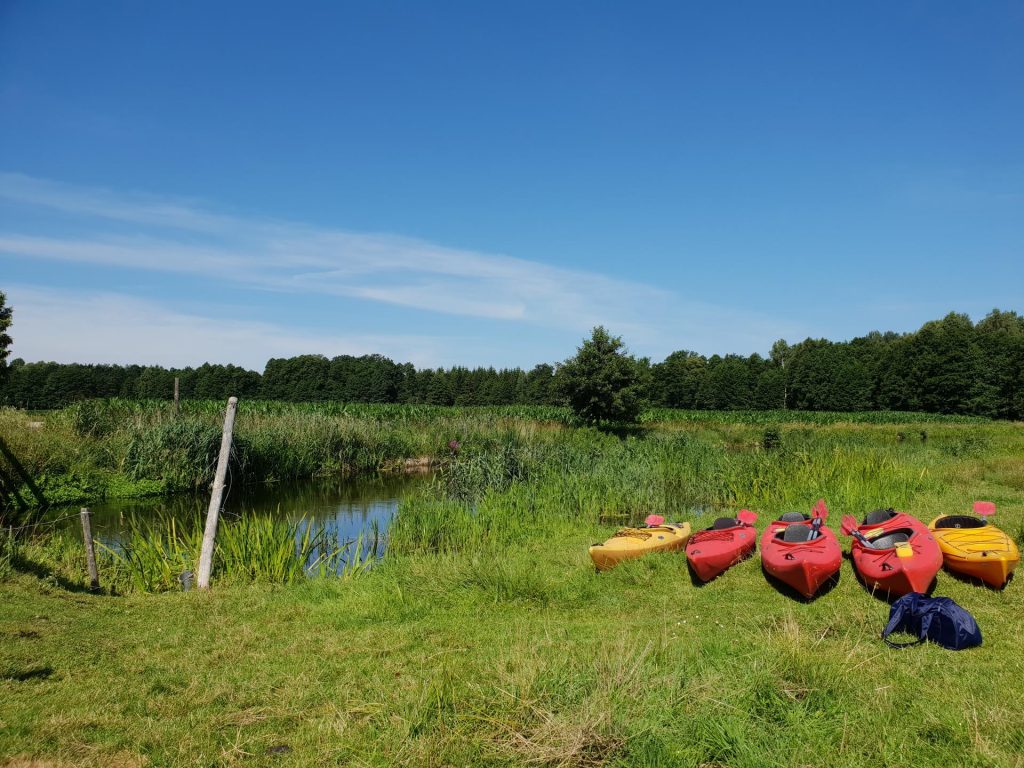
(2, 403), (1024, 766)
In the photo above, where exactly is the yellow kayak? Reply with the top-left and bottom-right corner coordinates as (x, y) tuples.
(589, 522), (691, 571)
(929, 511), (1019, 589)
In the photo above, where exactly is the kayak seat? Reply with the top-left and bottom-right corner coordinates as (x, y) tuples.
(712, 517), (739, 530)
(864, 508), (897, 526)
(782, 525), (815, 543)
(868, 532), (910, 550)
(779, 512), (808, 522)
(933, 515), (986, 529)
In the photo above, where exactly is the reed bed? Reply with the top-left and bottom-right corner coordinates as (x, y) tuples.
(388, 425), (943, 556)
(6, 512), (375, 594)
(0, 400), (994, 521)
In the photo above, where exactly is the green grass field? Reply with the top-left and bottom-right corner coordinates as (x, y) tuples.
(2, 406), (1024, 766)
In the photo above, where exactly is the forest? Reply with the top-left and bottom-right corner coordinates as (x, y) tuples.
(1, 309), (1022, 419)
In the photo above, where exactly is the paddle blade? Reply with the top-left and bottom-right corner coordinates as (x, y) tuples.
(644, 514), (665, 527)
(737, 509), (758, 525)
(812, 498), (828, 521)
(840, 515), (858, 536)
(973, 501), (996, 517)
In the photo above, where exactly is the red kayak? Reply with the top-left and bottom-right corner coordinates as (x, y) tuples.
(686, 510), (758, 582)
(761, 499), (842, 598)
(841, 508), (942, 597)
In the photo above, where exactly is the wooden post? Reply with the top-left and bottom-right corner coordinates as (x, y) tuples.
(80, 507), (99, 591)
(196, 396), (238, 590)
(173, 377), (180, 417)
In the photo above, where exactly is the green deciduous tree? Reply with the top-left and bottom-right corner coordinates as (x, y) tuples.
(787, 340), (873, 411)
(651, 350), (706, 408)
(555, 327), (649, 426)
(974, 310), (1024, 419)
(696, 354), (754, 410)
(908, 313), (987, 415)
(523, 363), (557, 405)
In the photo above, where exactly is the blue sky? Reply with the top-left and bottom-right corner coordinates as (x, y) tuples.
(1, 1), (1022, 370)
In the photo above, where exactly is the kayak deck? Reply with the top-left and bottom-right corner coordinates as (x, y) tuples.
(589, 522), (691, 571)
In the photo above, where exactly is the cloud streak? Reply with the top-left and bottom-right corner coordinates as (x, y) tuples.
(0, 172), (669, 329)
(0, 172), (809, 363)
(3, 284), (448, 370)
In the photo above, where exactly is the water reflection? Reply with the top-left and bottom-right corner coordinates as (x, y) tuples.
(67, 474), (431, 560)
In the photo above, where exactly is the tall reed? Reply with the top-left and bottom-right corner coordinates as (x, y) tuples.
(389, 424), (941, 555)
(95, 512), (367, 593)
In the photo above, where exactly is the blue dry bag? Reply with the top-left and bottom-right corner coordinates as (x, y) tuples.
(881, 593), (982, 650)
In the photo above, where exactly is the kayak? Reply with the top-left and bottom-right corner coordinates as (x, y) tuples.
(686, 510), (758, 582)
(843, 508), (942, 597)
(589, 522), (691, 571)
(761, 500), (842, 598)
(929, 505), (1019, 589)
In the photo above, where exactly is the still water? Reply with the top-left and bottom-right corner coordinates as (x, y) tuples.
(64, 473), (432, 557)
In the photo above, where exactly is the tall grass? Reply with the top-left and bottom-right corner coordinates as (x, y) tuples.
(5, 402), (1017, 592)
(10, 512), (376, 593)
(390, 426), (943, 555)
(1, 400), (576, 513)
(0, 399), (995, 515)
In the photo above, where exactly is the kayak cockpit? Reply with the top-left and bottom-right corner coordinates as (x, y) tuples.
(865, 529), (914, 549)
(770, 512), (818, 543)
(933, 515), (987, 529)
(711, 517), (739, 529)
(863, 508), (898, 526)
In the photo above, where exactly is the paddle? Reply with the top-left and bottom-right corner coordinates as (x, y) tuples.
(737, 509), (758, 526)
(973, 501), (996, 517)
(810, 499), (828, 539)
(840, 514), (874, 548)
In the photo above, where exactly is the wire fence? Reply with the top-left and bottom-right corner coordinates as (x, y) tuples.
(4, 510), (85, 534)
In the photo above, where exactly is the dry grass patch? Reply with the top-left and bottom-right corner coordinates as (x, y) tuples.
(2, 753), (147, 768)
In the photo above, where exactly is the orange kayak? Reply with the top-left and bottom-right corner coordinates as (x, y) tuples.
(929, 506), (1019, 589)
(589, 522), (691, 571)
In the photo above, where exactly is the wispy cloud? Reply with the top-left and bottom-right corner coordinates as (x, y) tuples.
(0, 172), (667, 328)
(0, 172), (809, 362)
(0, 172), (242, 234)
(3, 284), (448, 370)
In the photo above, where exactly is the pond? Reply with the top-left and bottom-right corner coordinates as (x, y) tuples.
(59, 473), (432, 565)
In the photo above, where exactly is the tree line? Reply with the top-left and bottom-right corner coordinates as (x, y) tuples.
(0, 295), (1021, 419)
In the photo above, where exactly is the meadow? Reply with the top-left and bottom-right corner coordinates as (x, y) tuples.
(2, 402), (1023, 767)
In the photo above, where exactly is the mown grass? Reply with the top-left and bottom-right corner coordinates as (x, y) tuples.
(2, 410), (1024, 766)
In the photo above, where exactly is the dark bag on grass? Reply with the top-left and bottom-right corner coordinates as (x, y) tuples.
(882, 593), (982, 650)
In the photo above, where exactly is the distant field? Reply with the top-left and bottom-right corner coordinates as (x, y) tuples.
(2, 404), (1023, 766)
(642, 407), (989, 425)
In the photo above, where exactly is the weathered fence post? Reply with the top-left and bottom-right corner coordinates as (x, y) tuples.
(173, 377), (180, 417)
(80, 507), (99, 590)
(196, 396), (238, 590)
